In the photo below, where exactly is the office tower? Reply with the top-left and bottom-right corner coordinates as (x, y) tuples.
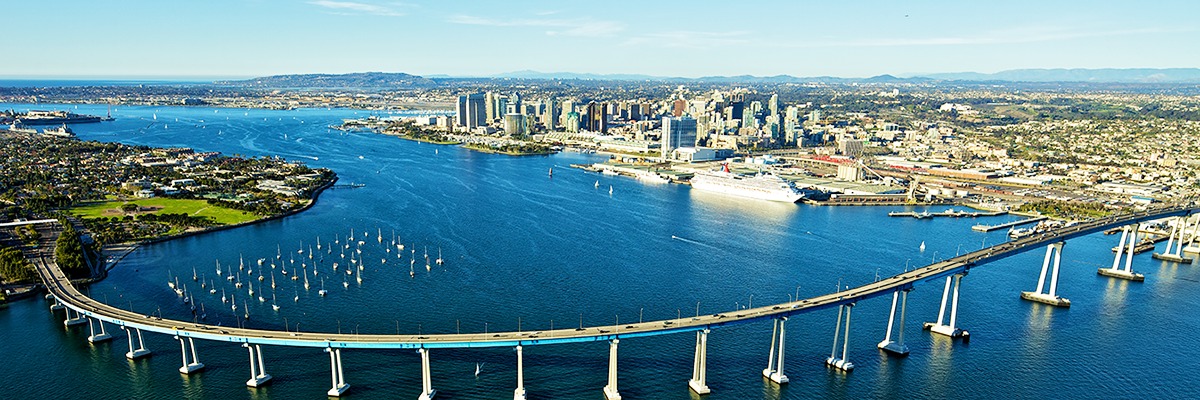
(586, 101), (607, 133)
(661, 116), (697, 159)
(544, 96), (559, 130)
(455, 93), (486, 129)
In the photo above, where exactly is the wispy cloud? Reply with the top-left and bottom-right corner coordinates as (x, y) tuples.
(308, 1), (407, 17)
(448, 14), (624, 37)
(791, 26), (1195, 48)
(623, 30), (753, 49)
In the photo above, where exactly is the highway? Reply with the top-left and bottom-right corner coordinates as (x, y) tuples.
(34, 205), (1196, 350)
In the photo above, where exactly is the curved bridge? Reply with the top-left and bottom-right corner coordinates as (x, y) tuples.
(33, 204), (1198, 397)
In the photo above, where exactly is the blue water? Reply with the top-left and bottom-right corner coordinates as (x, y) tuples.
(2, 102), (1199, 399)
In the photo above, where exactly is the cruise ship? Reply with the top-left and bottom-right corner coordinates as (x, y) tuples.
(689, 167), (805, 203)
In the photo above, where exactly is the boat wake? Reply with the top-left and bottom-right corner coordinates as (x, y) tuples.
(671, 235), (719, 250)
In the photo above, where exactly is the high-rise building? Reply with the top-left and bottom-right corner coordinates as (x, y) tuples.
(504, 112), (524, 136)
(544, 96), (559, 130)
(661, 116), (697, 159)
(455, 93), (487, 129)
(565, 112), (580, 133)
(585, 101), (607, 133)
(485, 92), (497, 122)
(768, 94), (780, 117)
(511, 92), (523, 115)
(672, 99), (687, 117)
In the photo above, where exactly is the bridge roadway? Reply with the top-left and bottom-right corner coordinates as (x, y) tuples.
(34, 205), (1197, 350)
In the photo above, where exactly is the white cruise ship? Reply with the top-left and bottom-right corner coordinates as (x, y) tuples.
(689, 168), (805, 203)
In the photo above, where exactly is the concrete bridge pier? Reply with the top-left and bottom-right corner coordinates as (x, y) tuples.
(1153, 217), (1194, 263)
(513, 345), (526, 400)
(1099, 225), (1145, 281)
(122, 327), (151, 360)
(325, 347), (350, 397)
(418, 348), (437, 400)
(63, 308), (86, 327)
(87, 317), (113, 343)
(244, 343), (272, 387)
(49, 297), (64, 311)
(825, 303), (855, 372)
(762, 317), (788, 384)
(603, 339), (621, 400)
(923, 273), (970, 340)
(878, 289), (910, 356)
(688, 329), (711, 395)
(175, 336), (204, 374)
(1021, 242), (1071, 307)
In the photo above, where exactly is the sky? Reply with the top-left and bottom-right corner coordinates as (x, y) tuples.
(4, 0), (1198, 79)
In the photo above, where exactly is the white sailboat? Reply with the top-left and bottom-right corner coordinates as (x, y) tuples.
(436, 248), (444, 266)
(304, 272), (311, 290)
(215, 260), (223, 276)
(475, 363), (483, 377)
(271, 293), (280, 312)
(595, 180), (600, 188)
(919, 241), (926, 252)
(318, 278), (328, 297)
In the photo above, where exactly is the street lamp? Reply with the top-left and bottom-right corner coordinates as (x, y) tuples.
(749, 295), (754, 309)
(639, 308), (644, 324)
(795, 285), (802, 302)
(696, 301), (701, 317)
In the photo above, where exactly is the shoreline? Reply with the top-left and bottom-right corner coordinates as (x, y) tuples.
(89, 175), (338, 284)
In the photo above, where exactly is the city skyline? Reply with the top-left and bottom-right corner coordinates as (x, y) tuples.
(5, 0), (1199, 79)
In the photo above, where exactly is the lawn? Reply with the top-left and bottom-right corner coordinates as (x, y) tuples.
(71, 198), (258, 225)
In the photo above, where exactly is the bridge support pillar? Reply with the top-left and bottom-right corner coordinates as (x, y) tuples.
(603, 339), (621, 400)
(244, 343), (272, 387)
(1099, 225), (1145, 281)
(326, 347), (350, 397)
(176, 336), (204, 374)
(513, 345), (526, 400)
(689, 329), (711, 395)
(123, 327), (151, 360)
(1154, 217), (1194, 263)
(826, 303), (855, 371)
(87, 317), (113, 343)
(878, 290), (910, 356)
(923, 273), (970, 340)
(418, 348), (436, 400)
(762, 317), (788, 384)
(63, 308), (86, 327)
(49, 297), (64, 311)
(1022, 242), (1071, 307)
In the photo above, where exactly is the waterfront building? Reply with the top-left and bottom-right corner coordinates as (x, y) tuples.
(661, 116), (698, 159)
(504, 113), (525, 136)
(485, 92), (497, 122)
(455, 93), (487, 129)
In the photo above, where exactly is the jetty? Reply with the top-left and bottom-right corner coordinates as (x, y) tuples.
(971, 216), (1048, 232)
(888, 209), (1006, 219)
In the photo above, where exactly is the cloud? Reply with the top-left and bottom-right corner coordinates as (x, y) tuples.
(790, 26), (1195, 48)
(308, 1), (406, 17)
(447, 14), (624, 37)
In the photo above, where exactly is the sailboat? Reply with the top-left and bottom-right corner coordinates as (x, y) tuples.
(304, 273), (311, 290)
(247, 280), (254, 297)
(424, 247), (431, 271)
(343, 273), (350, 288)
(436, 248), (444, 266)
(549, 167), (553, 177)
(239, 254), (246, 271)
(192, 266), (198, 282)
(221, 289), (227, 304)
(409, 258), (415, 278)
(216, 260), (223, 276)
(271, 293), (280, 311)
(475, 363), (484, 377)
(609, 185), (613, 195)
(595, 180), (600, 188)
(199, 304), (207, 320)
(318, 278), (328, 297)
(209, 280), (217, 295)
(317, 236), (322, 250)
(243, 301), (249, 320)
(919, 241), (926, 252)
(270, 272), (277, 289)
(377, 228), (383, 244)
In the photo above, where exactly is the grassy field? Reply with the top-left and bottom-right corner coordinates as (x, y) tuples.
(71, 198), (258, 225)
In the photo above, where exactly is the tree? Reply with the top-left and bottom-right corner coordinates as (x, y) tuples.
(55, 224), (89, 279)
(121, 203), (139, 213)
(0, 246), (35, 283)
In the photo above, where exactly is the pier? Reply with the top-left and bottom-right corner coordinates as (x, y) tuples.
(972, 216), (1047, 232)
(889, 209), (1006, 219)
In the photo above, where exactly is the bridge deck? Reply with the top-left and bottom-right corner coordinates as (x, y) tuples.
(34, 206), (1195, 349)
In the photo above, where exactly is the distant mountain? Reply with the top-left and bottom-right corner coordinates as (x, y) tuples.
(489, 70), (936, 84)
(917, 68), (1200, 83)
(492, 70), (670, 81)
(217, 72), (437, 89)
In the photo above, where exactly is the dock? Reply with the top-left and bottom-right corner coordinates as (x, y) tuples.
(972, 216), (1048, 232)
(888, 209), (1006, 219)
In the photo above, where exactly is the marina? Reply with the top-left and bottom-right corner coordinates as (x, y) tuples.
(888, 209), (1007, 219)
(972, 216), (1048, 232)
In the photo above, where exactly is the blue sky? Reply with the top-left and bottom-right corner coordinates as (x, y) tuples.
(4, 0), (1197, 79)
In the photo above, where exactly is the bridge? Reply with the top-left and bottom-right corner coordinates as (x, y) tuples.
(33, 204), (1199, 399)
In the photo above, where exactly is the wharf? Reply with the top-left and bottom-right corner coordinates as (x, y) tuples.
(888, 209), (1006, 219)
(972, 216), (1047, 232)
(1111, 236), (1165, 254)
